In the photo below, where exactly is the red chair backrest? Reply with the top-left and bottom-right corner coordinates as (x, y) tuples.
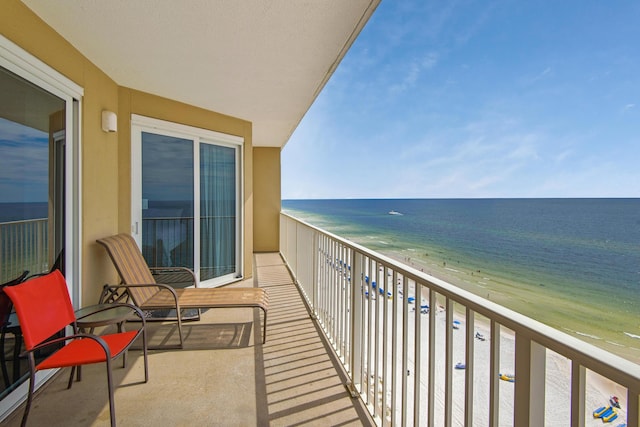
(4, 270), (75, 351)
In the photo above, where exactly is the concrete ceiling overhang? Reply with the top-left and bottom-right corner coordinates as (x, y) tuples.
(21, 0), (379, 147)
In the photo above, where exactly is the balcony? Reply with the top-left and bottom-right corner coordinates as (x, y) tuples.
(1, 215), (639, 426)
(1, 252), (374, 426)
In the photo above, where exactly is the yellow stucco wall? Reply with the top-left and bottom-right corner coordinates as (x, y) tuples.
(2, 0), (256, 304)
(253, 147), (281, 252)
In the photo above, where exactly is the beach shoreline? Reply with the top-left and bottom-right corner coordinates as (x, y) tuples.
(283, 199), (640, 365)
(376, 244), (640, 364)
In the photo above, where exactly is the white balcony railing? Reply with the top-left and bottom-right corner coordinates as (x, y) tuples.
(280, 212), (640, 427)
(0, 218), (48, 283)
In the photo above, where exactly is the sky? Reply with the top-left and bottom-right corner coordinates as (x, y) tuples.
(0, 118), (48, 202)
(281, 0), (640, 200)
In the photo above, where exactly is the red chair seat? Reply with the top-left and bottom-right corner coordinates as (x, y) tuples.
(37, 330), (139, 369)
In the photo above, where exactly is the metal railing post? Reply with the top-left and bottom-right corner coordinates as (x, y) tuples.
(464, 308), (475, 426)
(311, 230), (318, 310)
(445, 298), (453, 427)
(570, 362), (585, 427)
(514, 336), (546, 427)
(627, 389), (639, 427)
(348, 251), (364, 397)
(489, 320), (501, 427)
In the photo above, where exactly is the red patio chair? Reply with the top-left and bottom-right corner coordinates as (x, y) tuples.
(4, 270), (149, 427)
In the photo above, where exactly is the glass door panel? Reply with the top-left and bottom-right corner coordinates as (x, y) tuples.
(141, 132), (194, 270)
(200, 143), (236, 281)
(0, 65), (66, 398)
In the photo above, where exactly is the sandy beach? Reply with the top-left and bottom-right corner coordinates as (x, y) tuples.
(360, 269), (628, 426)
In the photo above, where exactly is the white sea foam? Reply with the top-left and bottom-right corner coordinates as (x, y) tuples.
(605, 340), (624, 347)
(445, 267), (460, 273)
(575, 331), (601, 340)
(624, 332), (640, 340)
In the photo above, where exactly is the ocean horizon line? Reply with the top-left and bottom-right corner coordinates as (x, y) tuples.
(283, 196), (640, 201)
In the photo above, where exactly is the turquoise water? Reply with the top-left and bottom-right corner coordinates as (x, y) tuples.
(282, 198), (640, 361)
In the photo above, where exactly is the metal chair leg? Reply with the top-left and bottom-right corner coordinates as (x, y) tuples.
(142, 321), (149, 382)
(105, 358), (116, 427)
(262, 309), (267, 344)
(0, 330), (10, 388)
(12, 332), (23, 384)
(20, 356), (36, 427)
(67, 366), (76, 389)
(176, 310), (184, 348)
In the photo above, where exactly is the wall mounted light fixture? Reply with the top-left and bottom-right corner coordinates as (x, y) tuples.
(101, 110), (117, 133)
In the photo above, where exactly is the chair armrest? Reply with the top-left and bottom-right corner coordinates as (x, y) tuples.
(24, 332), (110, 358)
(100, 283), (175, 304)
(75, 302), (146, 324)
(23, 304), (147, 358)
(99, 283), (182, 312)
(99, 285), (131, 304)
(150, 267), (199, 288)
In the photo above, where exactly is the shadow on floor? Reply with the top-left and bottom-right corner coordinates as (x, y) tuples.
(254, 253), (374, 427)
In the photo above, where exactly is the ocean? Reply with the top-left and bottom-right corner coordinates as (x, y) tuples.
(282, 198), (640, 362)
(0, 202), (48, 222)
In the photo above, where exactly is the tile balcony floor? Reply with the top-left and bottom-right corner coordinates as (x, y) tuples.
(2, 253), (373, 426)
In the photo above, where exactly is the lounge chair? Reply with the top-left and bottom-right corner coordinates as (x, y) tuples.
(96, 234), (268, 347)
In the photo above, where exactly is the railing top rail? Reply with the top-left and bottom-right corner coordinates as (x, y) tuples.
(0, 218), (47, 226)
(281, 212), (640, 390)
(141, 216), (229, 221)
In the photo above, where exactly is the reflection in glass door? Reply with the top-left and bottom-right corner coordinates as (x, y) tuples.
(141, 132), (194, 271)
(0, 65), (66, 398)
(132, 117), (242, 287)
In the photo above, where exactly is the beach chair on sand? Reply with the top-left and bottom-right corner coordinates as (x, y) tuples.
(96, 234), (268, 348)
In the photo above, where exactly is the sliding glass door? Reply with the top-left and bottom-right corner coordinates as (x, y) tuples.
(0, 35), (82, 412)
(132, 116), (242, 287)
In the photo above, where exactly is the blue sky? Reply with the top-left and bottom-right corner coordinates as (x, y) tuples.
(282, 1), (640, 199)
(0, 118), (48, 202)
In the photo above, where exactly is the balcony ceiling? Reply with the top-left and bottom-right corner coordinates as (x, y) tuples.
(21, 0), (379, 147)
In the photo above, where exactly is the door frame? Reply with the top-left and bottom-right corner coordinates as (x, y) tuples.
(0, 35), (83, 421)
(130, 114), (244, 287)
